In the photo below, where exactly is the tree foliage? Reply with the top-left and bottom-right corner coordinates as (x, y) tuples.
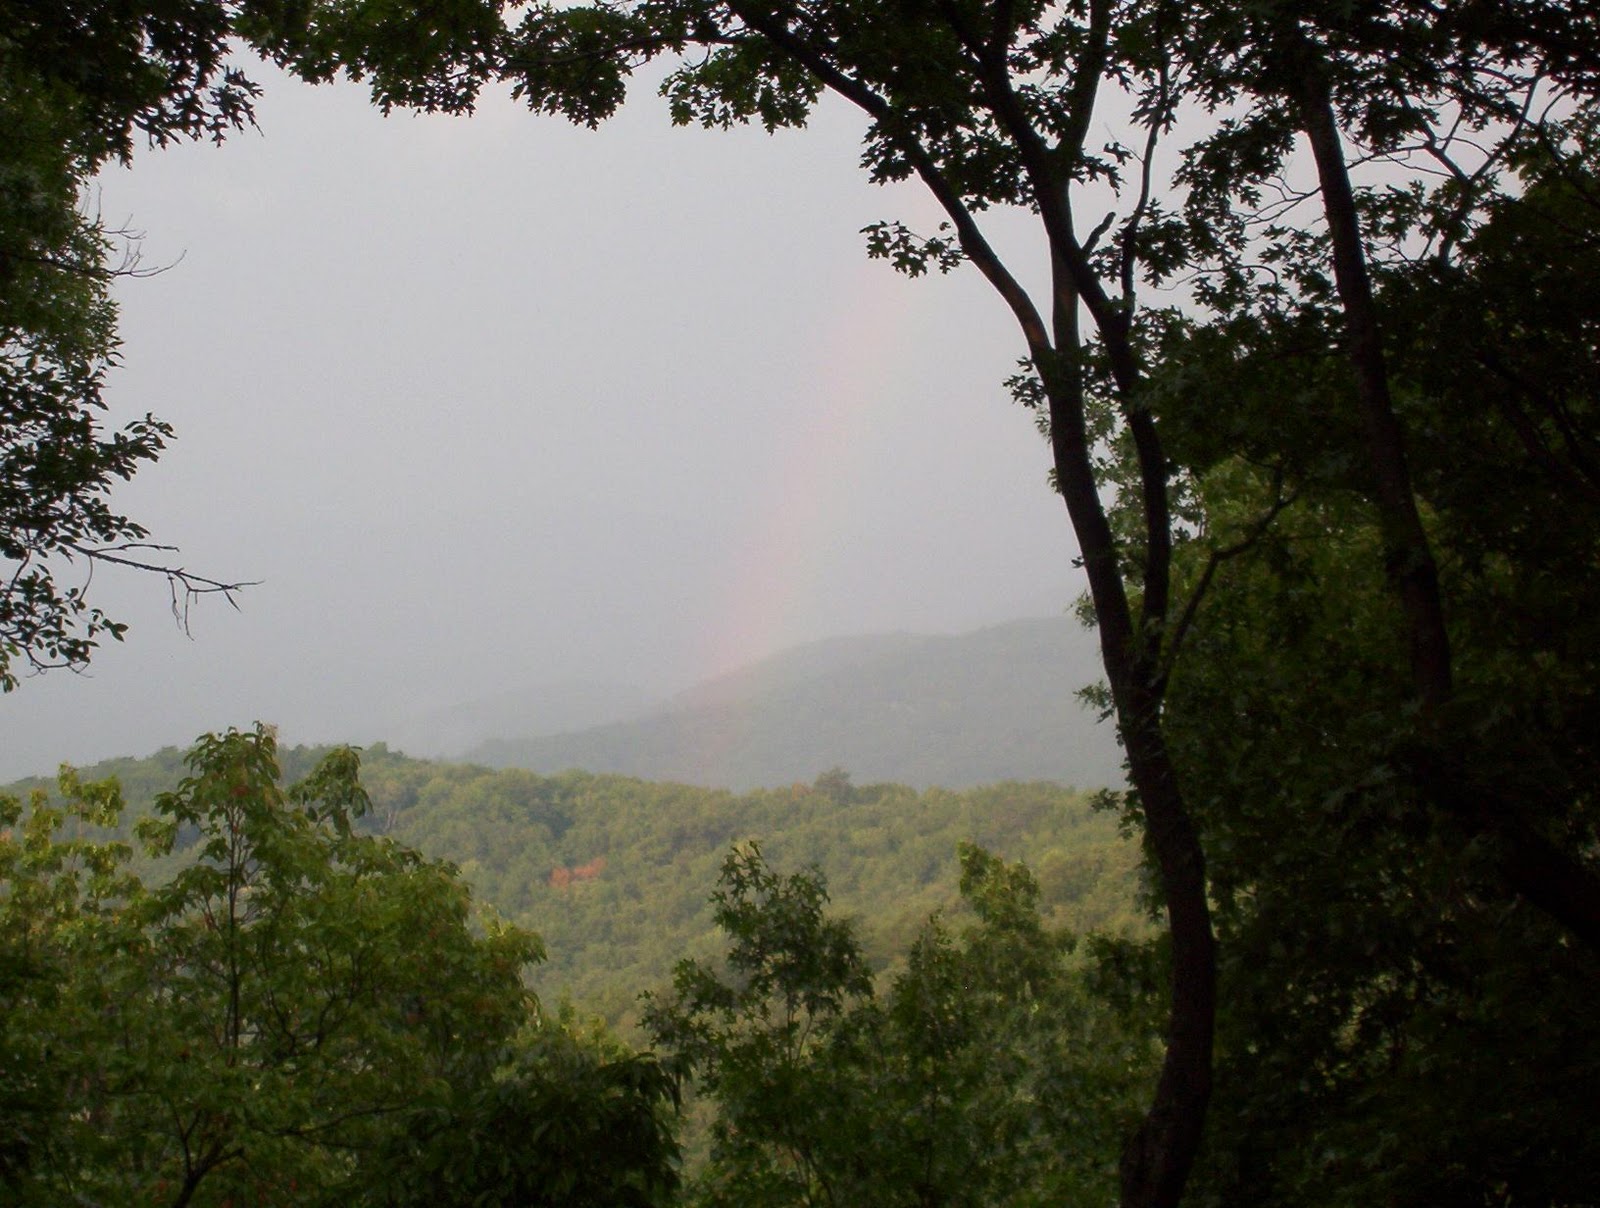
(0, 726), (678, 1206)
(368, 1015), (681, 1208)
(0, 1), (255, 687)
(644, 842), (1155, 1207)
(1127, 99), (1600, 1208)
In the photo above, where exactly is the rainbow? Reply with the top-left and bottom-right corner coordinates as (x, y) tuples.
(687, 260), (918, 779)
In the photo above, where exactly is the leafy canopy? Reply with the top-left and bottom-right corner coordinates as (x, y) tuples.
(645, 842), (1155, 1207)
(0, 725), (679, 1207)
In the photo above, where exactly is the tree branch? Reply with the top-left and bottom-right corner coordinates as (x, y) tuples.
(69, 542), (257, 632)
(726, 3), (1053, 354)
(1158, 474), (1298, 690)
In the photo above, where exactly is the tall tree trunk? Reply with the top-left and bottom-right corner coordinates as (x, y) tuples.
(768, 4), (1224, 1191)
(1114, 700), (1216, 1208)
(1043, 356), (1216, 1208)
(1294, 70), (1453, 712)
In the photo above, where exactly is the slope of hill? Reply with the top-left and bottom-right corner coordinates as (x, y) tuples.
(468, 616), (1122, 790)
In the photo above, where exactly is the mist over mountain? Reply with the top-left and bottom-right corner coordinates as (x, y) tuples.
(468, 616), (1122, 790)
(378, 680), (657, 761)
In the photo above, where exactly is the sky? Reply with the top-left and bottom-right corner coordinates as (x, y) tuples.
(1, 60), (1088, 781)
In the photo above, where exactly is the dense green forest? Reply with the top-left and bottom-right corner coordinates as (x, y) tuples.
(3, 729), (1148, 1204)
(6, 2), (1600, 1207)
(4, 742), (1143, 1031)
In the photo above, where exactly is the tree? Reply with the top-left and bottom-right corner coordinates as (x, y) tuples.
(644, 842), (1154, 1207)
(0, 725), (679, 1206)
(0, 761), (140, 1194)
(1123, 158), (1599, 1208)
(646, 842), (875, 1208)
(1101, 11), (1600, 1200)
(0, 2), (256, 687)
(1154, 0), (1600, 949)
(365, 1015), (682, 1208)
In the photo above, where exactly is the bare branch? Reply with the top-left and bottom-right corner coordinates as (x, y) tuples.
(68, 542), (258, 632)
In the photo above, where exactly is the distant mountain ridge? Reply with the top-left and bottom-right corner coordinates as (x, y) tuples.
(668, 631), (932, 711)
(468, 616), (1123, 790)
(379, 680), (655, 761)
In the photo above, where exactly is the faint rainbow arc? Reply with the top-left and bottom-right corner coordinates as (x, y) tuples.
(688, 264), (916, 782)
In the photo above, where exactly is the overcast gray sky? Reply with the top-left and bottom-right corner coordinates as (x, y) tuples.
(1, 61), (1087, 781)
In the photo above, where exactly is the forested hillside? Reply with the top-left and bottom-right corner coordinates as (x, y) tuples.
(4, 744), (1144, 1030)
(470, 616), (1124, 791)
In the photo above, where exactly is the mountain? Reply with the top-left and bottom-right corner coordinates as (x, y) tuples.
(467, 616), (1123, 790)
